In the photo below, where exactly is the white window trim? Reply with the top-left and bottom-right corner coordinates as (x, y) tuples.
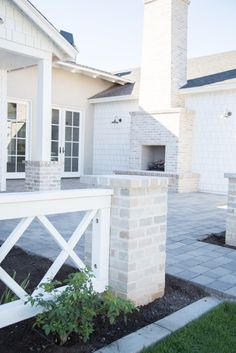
(51, 105), (84, 178)
(6, 98), (31, 180)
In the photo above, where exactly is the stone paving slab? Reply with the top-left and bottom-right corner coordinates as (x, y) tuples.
(94, 324), (170, 353)
(165, 192), (235, 298)
(157, 297), (221, 332)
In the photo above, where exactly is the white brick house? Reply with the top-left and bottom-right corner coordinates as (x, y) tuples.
(0, 0), (130, 192)
(90, 1), (236, 195)
(1, 0), (236, 194)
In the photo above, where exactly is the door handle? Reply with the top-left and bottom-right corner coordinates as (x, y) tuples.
(59, 147), (65, 154)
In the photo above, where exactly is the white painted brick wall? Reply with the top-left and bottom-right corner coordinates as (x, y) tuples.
(129, 109), (194, 175)
(81, 174), (168, 306)
(93, 100), (138, 174)
(25, 161), (62, 191)
(139, 0), (189, 111)
(187, 89), (236, 194)
(0, 0), (55, 52)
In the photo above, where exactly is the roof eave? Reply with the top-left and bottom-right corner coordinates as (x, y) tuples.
(13, 0), (77, 61)
(89, 95), (138, 104)
(180, 81), (236, 95)
(55, 61), (133, 85)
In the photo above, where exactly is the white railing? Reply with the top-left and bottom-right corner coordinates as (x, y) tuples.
(0, 189), (112, 328)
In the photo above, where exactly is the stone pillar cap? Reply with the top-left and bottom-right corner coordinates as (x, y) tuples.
(144, 0), (190, 5)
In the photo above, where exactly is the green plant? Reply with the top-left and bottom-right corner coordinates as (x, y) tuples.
(101, 288), (136, 325)
(0, 271), (30, 305)
(28, 269), (136, 345)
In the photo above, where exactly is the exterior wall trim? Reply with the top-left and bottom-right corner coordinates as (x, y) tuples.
(56, 62), (132, 85)
(89, 96), (138, 104)
(12, 0), (77, 60)
(180, 82), (236, 95)
(0, 38), (51, 60)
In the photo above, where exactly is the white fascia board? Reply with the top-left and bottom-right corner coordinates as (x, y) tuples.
(0, 38), (51, 60)
(180, 82), (236, 95)
(89, 95), (138, 104)
(56, 61), (132, 85)
(12, 0), (77, 61)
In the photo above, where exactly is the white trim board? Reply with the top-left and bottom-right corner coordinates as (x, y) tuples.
(56, 62), (132, 86)
(12, 0), (77, 61)
(180, 82), (236, 95)
(89, 95), (138, 104)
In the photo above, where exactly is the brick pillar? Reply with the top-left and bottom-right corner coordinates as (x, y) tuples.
(225, 174), (236, 247)
(25, 161), (62, 191)
(80, 175), (168, 306)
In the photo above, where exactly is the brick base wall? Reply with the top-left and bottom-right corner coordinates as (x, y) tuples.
(25, 161), (62, 191)
(80, 174), (168, 306)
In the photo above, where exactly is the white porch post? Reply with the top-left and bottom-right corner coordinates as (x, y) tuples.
(25, 57), (62, 191)
(0, 70), (7, 192)
(36, 58), (52, 161)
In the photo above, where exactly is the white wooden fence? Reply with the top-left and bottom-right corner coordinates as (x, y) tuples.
(0, 189), (112, 328)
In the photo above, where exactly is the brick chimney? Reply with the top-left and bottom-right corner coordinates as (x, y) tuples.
(139, 0), (190, 112)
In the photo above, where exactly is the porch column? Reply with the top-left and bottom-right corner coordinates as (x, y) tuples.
(0, 70), (7, 192)
(81, 175), (168, 306)
(25, 58), (62, 191)
(225, 174), (236, 247)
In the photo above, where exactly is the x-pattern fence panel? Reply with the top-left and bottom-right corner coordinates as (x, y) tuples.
(0, 189), (112, 328)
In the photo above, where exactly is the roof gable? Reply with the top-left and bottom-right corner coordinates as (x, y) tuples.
(1, 0), (77, 61)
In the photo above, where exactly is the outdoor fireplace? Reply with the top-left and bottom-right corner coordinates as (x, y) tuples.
(141, 145), (166, 171)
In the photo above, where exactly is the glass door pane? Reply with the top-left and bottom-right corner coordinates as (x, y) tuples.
(51, 109), (60, 162)
(64, 111), (80, 173)
(7, 102), (27, 174)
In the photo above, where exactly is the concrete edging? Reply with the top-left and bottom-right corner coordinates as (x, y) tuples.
(94, 297), (221, 353)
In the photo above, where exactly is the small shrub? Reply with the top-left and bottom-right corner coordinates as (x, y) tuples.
(101, 288), (135, 325)
(0, 272), (30, 305)
(28, 269), (136, 345)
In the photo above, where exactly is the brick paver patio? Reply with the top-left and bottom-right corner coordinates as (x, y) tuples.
(1, 180), (235, 298)
(166, 192), (236, 297)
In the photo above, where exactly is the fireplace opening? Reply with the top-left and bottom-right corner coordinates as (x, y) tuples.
(141, 145), (166, 171)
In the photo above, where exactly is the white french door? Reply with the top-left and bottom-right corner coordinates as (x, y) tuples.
(7, 100), (29, 179)
(51, 108), (82, 177)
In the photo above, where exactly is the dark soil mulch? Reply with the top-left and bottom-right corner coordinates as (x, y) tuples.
(0, 244), (208, 353)
(201, 231), (236, 250)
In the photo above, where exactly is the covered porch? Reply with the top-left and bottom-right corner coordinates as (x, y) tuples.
(0, 0), (77, 192)
(0, 49), (54, 192)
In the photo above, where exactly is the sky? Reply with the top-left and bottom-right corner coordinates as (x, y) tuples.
(30, 0), (236, 72)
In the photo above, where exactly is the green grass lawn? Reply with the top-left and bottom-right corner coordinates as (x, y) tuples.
(143, 302), (236, 353)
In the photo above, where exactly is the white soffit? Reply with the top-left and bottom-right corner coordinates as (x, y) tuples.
(55, 61), (132, 85)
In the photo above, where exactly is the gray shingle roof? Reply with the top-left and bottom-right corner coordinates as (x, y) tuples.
(60, 30), (75, 47)
(90, 83), (135, 99)
(89, 51), (236, 100)
(182, 69), (236, 89)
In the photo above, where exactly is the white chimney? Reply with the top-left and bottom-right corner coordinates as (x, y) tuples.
(139, 0), (190, 112)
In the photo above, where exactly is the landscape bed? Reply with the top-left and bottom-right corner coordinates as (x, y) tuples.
(202, 231), (236, 250)
(0, 244), (208, 353)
